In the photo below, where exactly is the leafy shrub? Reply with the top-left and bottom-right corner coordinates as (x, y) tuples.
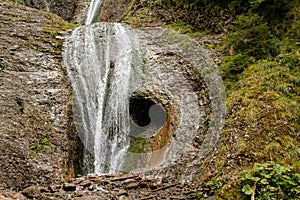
(225, 14), (280, 60)
(276, 53), (300, 71)
(239, 161), (300, 199)
(220, 53), (253, 82)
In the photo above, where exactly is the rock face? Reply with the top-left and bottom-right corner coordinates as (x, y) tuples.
(98, 0), (132, 22)
(62, 23), (225, 174)
(11, 173), (210, 199)
(0, 0), (225, 198)
(18, 0), (78, 21)
(0, 0), (79, 191)
(18, 0), (134, 25)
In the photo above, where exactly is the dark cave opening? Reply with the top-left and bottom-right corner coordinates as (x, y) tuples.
(129, 96), (167, 128)
(129, 96), (154, 127)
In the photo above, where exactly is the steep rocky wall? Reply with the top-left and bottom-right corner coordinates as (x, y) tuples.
(18, 0), (78, 21)
(18, 0), (134, 24)
(0, 0), (79, 191)
(98, 0), (132, 22)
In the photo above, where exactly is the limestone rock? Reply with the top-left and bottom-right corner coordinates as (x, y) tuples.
(18, 0), (77, 21)
(0, 0), (79, 191)
(21, 186), (41, 199)
(63, 183), (77, 192)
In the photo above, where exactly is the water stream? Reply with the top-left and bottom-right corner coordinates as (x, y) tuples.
(63, 0), (225, 175)
(63, 23), (139, 174)
(85, 0), (103, 25)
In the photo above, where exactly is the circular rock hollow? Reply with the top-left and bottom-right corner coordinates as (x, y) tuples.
(121, 91), (179, 172)
(128, 93), (177, 153)
(129, 95), (167, 129)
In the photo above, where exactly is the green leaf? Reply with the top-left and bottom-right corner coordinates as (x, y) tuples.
(282, 175), (291, 180)
(245, 173), (260, 182)
(254, 163), (264, 170)
(260, 179), (269, 184)
(286, 179), (297, 186)
(275, 164), (285, 174)
(242, 184), (254, 195)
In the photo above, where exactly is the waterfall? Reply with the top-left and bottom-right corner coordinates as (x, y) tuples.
(63, 0), (225, 175)
(63, 23), (139, 174)
(85, 0), (103, 25)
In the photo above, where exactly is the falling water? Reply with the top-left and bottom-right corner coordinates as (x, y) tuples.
(63, 23), (139, 174)
(85, 0), (103, 25)
(63, 0), (225, 175)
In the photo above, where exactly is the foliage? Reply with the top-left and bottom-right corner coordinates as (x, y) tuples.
(221, 0), (299, 90)
(155, 0), (300, 199)
(31, 132), (51, 151)
(216, 56), (300, 199)
(225, 14), (280, 59)
(220, 54), (254, 90)
(238, 161), (300, 199)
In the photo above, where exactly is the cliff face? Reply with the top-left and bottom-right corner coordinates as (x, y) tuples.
(98, 0), (132, 22)
(0, 0), (217, 195)
(0, 0), (79, 191)
(18, 0), (78, 21)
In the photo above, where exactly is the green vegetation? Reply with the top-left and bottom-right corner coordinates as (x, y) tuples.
(31, 132), (52, 151)
(238, 162), (300, 199)
(123, 14), (155, 28)
(121, 137), (147, 172)
(152, 0), (300, 198)
(128, 136), (148, 153)
(121, 136), (150, 172)
(166, 20), (210, 38)
(41, 12), (78, 56)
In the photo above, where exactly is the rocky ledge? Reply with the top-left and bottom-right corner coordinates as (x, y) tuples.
(0, 0), (221, 199)
(1, 171), (212, 199)
(0, 0), (80, 192)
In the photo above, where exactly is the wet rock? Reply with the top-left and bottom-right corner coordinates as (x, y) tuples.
(63, 183), (77, 192)
(39, 186), (49, 193)
(19, 0), (77, 21)
(48, 185), (61, 193)
(78, 180), (91, 188)
(0, 0), (78, 191)
(0, 195), (13, 200)
(21, 186), (41, 199)
(116, 189), (128, 196)
(0, 191), (27, 200)
(124, 182), (140, 190)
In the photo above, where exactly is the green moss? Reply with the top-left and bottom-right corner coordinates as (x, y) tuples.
(121, 136), (151, 172)
(128, 136), (148, 153)
(165, 20), (195, 34)
(123, 14), (155, 28)
(122, 0), (137, 20)
(31, 132), (52, 152)
(165, 20), (211, 38)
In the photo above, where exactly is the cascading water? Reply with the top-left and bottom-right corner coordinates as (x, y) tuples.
(63, 22), (139, 174)
(85, 0), (103, 25)
(63, 0), (225, 175)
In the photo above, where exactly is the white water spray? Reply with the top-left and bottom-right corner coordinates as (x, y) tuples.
(85, 0), (103, 25)
(63, 23), (139, 174)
